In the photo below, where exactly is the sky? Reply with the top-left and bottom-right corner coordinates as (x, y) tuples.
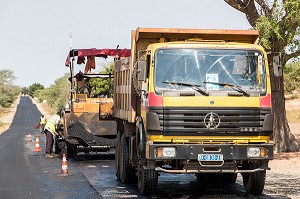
(0, 0), (251, 88)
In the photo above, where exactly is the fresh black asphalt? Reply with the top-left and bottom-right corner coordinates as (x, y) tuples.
(0, 96), (101, 199)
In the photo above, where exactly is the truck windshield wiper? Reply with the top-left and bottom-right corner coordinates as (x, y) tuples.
(203, 81), (250, 97)
(162, 81), (209, 96)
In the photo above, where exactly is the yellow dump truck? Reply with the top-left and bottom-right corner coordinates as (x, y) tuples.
(114, 28), (275, 195)
(63, 48), (130, 159)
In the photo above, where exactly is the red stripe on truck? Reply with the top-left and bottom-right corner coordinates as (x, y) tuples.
(260, 94), (272, 107)
(148, 92), (163, 106)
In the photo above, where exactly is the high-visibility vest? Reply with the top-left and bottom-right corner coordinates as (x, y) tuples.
(40, 116), (46, 125)
(44, 114), (60, 135)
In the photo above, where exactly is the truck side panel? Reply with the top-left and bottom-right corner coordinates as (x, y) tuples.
(114, 57), (136, 123)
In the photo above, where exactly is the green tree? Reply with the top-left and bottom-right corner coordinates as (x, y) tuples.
(28, 83), (44, 97)
(224, 0), (300, 151)
(29, 74), (70, 112)
(0, 69), (16, 85)
(45, 74), (70, 111)
(21, 87), (29, 95)
(0, 69), (19, 108)
(89, 61), (114, 97)
(284, 62), (300, 93)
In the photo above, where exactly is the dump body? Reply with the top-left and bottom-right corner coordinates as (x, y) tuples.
(114, 28), (274, 195)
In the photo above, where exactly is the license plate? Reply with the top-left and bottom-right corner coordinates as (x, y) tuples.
(198, 154), (223, 161)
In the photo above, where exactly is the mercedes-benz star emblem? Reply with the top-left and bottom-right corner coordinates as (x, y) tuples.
(204, 112), (220, 129)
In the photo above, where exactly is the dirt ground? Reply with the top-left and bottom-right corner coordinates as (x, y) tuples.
(285, 99), (300, 141)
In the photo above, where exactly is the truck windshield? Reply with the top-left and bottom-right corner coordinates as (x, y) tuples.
(154, 48), (267, 95)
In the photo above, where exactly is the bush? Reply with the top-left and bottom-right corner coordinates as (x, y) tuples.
(0, 70), (19, 108)
(284, 62), (300, 94)
(31, 74), (70, 112)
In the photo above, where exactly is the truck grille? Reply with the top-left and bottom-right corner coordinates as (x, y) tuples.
(148, 107), (271, 136)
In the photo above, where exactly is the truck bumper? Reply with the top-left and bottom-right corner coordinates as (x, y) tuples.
(146, 143), (273, 160)
(146, 143), (273, 174)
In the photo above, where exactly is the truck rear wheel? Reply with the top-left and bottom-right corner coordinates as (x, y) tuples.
(138, 166), (158, 195)
(119, 134), (136, 184)
(242, 163), (266, 195)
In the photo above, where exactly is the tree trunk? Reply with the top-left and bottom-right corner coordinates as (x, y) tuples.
(270, 71), (300, 152)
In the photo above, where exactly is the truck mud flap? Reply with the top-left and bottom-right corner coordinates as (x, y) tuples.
(67, 121), (115, 147)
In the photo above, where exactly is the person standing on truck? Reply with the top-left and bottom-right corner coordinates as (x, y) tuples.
(39, 114), (47, 134)
(43, 113), (61, 158)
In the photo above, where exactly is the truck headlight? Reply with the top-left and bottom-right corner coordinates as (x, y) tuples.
(247, 147), (267, 158)
(155, 147), (176, 158)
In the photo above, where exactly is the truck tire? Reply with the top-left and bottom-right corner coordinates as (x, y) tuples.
(115, 132), (121, 180)
(138, 166), (158, 195)
(119, 134), (136, 184)
(242, 163), (266, 195)
(136, 121), (146, 159)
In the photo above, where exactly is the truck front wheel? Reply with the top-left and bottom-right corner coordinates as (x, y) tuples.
(242, 163), (266, 195)
(138, 166), (158, 195)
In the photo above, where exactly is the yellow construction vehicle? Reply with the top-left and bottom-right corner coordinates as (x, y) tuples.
(63, 48), (130, 159)
(114, 28), (277, 195)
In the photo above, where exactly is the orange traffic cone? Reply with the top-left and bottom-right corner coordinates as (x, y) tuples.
(34, 136), (41, 153)
(27, 133), (32, 143)
(60, 154), (70, 176)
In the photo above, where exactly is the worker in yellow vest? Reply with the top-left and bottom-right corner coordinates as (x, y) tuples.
(39, 114), (47, 134)
(43, 113), (61, 158)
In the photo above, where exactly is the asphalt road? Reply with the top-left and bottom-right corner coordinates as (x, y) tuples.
(0, 96), (298, 199)
(0, 96), (100, 199)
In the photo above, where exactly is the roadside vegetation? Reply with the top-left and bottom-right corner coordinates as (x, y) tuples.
(89, 61), (114, 96)
(0, 69), (19, 108)
(21, 74), (70, 113)
(0, 69), (20, 127)
(284, 62), (300, 95)
(284, 61), (300, 123)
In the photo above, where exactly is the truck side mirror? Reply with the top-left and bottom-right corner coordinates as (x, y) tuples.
(137, 61), (147, 81)
(273, 56), (282, 76)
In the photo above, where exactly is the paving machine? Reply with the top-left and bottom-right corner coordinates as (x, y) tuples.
(63, 48), (130, 159)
